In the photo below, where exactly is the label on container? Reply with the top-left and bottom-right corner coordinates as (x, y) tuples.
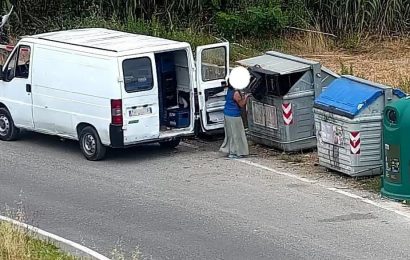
(320, 121), (343, 146)
(385, 144), (401, 183)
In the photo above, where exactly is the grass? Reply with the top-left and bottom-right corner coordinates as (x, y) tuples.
(0, 206), (141, 260)
(399, 77), (410, 91)
(278, 153), (305, 164)
(302, 38), (410, 91)
(355, 176), (382, 193)
(0, 221), (78, 260)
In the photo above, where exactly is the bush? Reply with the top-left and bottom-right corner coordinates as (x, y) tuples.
(215, 5), (288, 39)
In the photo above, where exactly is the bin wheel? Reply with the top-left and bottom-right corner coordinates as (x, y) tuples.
(79, 126), (107, 161)
(159, 138), (181, 149)
(0, 107), (20, 141)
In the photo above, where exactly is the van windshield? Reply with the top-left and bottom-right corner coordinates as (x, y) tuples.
(122, 57), (153, 93)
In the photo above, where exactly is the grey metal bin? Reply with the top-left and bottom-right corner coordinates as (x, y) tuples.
(237, 51), (339, 152)
(313, 75), (406, 177)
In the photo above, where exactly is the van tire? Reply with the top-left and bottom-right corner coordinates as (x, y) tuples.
(79, 126), (107, 161)
(0, 108), (20, 141)
(159, 138), (181, 149)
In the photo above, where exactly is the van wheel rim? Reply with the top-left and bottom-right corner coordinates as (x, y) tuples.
(0, 115), (10, 136)
(82, 134), (96, 156)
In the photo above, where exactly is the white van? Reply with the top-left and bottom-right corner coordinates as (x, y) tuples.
(0, 28), (229, 160)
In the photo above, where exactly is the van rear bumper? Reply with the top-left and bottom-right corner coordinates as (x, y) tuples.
(109, 124), (194, 148)
(109, 124), (124, 148)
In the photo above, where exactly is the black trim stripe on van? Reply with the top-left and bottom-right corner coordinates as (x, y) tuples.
(37, 37), (118, 52)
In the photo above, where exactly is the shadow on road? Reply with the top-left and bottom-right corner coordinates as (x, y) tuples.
(17, 131), (194, 162)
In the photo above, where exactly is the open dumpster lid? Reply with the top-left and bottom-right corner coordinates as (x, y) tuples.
(237, 51), (316, 75)
(314, 77), (388, 118)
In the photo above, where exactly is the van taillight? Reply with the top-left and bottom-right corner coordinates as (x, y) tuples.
(111, 99), (123, 126)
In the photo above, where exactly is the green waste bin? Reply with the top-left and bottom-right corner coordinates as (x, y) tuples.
(381, 97), (410, 200)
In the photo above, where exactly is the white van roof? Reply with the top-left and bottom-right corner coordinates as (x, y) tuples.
(25, 28), (190, 56)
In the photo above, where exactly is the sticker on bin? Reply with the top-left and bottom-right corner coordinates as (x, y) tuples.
(350, 131), (361, 155)
(282, 103), (293, 125)
(320, 122), (343, 145)
(265, 105), (278, 129)
(128, 106), (152, 117)
(252, 101), (265, 126)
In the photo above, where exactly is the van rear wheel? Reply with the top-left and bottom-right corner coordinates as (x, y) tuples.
(79, 126), (106, 161)
(0, 108), (20, 141)
(159, 138), (181, 149)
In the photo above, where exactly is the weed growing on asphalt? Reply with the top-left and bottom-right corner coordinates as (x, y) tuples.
(111, 243), (142, 260)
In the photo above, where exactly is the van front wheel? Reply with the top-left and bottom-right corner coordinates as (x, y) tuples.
(0, 108), (20, 141)
(79, 126), (106, 161)
(159, 138), (181, 149)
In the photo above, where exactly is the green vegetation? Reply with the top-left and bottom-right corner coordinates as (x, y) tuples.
(356, 176), (382, 193)
(399, 77), (410, 91)
(0, 0), (405, 65)
(340, 62), (355, 76)
(0, 221), (77, 260)
(1, 0), (409, 41)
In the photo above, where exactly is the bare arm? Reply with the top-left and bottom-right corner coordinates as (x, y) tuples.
(233, 91), (250, 108)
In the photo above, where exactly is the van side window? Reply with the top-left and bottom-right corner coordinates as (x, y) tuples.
(123, 57), (153, 92)
(4, 46), (31, 81)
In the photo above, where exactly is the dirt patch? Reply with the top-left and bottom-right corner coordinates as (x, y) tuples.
(250, 143), (381, 193)
(299, 39), (410, 91)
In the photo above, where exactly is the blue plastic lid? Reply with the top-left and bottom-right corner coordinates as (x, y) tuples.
(314, 77), (402, 118)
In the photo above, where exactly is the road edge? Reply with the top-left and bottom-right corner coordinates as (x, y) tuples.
(237, 158), (410, 220)
(0, 215), (110, 260)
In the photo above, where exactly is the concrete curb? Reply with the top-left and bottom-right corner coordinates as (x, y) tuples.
(0, 215), (110, 260)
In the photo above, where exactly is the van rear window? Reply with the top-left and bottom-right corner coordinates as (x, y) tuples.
(123, 57), (153, 92)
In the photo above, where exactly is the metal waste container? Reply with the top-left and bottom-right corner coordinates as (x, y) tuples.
(381, 98), (410, 200)
(237, 51), (338, 152)
(314, 75), (406, 177)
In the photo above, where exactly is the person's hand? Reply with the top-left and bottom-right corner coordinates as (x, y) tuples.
(245, 93), (252, 100)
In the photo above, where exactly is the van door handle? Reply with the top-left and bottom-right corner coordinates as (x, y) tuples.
(26, 84), (31, 93)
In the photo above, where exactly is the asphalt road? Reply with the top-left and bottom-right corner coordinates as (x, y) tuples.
(1, 132), (410, 260)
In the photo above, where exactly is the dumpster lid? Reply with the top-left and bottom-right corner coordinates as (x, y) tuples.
(314, 77), (386, 118)
(237, 51), (315, 75)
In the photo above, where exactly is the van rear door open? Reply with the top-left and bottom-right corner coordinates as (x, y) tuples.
(119, 53), (160, 144)
(196, 43), (229, 132)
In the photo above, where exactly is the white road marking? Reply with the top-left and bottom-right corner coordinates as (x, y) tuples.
(0, 215), (111, 260)
(237, 158), (410, 221)
(237, 159), (316, 184)
(327, 188), (410, 219)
